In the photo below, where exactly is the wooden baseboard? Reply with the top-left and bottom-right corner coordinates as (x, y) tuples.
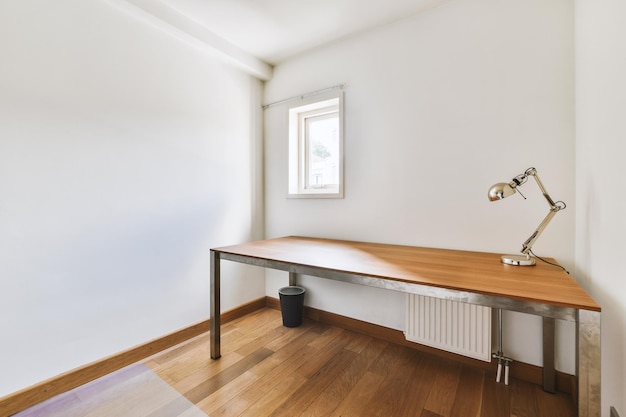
(0, 297), (266, 417)
(265, 296), (576, 396)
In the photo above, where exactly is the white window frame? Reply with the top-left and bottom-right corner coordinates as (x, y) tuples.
(287, 91), (344, 198)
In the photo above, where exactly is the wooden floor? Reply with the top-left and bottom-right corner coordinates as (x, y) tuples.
(143, 308), (576, 417)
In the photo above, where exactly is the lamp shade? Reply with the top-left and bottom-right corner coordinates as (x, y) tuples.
(488, 182), (516, 201)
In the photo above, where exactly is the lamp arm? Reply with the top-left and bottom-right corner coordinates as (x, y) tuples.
(520, 208), (558, 255)
(520, 168), (566, 255)
(526, 168), (557, 208)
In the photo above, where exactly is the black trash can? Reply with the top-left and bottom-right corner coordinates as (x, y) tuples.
(278, 286), (306, 327)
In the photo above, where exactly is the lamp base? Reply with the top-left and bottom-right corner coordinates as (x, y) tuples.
(501, 254), (536, 266)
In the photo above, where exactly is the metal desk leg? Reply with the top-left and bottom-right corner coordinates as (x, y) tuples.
(543, 317), (556, 393)
(289, 271), (297, 286)
(577, 309), (601, 417)
(210, 250), (221, 359)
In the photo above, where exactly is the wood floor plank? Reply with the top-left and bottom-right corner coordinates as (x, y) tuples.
(220, 327), (332, 415)
(305, 325), (346, 351)
(146, 333), (210, 367)
(236, 372), (308, 417)
(147, 341), (212, 383)
(449, 366), (484, 417)
(534, 385), (577, 417)
(182, 347), (274, 404)
(294, 328), (353, 379)
(233, 345), (319, 409)
(394, 349), (441, 416)
(421, 410), (444, 417)
(343, 331), (375, 353)
(247, 325), (324, 378)
(234, 326), (284, 357)
(299, 336), (388, 417)
(422, 357), (462, 417)
(221, 324), (274, 355)
(264, 320), (322, 352)
(510, 379), (541, 417)
(227, 308), (276, 333)
(364, 346), (425, 417)
(151, 323), (251, 385)
(479, 374), (511, 417)
(202, 394), (249, 417)
(329, 371), (386, 417)
(194, 370), (259, 416)
(267, 348), (358, 417)
(252, 341), (319, 380)
(366, 342), (406, 377)
(207, 328), (317, 409)
(163, 352), (245, 393)
(419, 409), (445, 417)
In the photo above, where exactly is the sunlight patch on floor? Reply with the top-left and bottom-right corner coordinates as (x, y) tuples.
(14, 364), (208, 417)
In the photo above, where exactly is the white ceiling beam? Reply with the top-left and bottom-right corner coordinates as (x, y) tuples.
(105, 0), (273, 81)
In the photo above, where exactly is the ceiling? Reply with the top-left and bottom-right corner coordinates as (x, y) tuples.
(158, 0), (446, 65)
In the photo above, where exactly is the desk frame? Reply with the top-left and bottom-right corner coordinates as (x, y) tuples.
(210, 244), (600, 417)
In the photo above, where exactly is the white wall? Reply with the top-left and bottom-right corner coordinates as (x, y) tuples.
(576, 0), (626, 414)
(265, 0), (576, 373)
(0, 0), (264, 396)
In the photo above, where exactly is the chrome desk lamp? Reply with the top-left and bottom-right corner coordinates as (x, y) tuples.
(487, 167), (566, 266)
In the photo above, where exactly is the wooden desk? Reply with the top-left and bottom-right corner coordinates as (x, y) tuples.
(210, 236), (601, 417)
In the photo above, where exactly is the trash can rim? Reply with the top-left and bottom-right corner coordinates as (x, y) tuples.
(278, 286), (306, 296)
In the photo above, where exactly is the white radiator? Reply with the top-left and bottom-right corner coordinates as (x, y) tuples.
(405, 294), (492, 362)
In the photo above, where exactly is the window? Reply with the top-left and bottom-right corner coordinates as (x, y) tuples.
(288, 92), (344, 198)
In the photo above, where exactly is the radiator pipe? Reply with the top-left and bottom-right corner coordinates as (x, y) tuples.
(492, 308), (513, 385)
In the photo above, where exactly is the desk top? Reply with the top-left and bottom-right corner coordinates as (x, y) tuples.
(212, 236), (600, 312)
